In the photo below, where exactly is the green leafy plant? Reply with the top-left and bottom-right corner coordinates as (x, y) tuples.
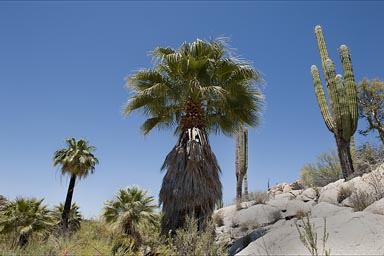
(102, 186), (157, 252)
(357, 78), (384, 144)
(171, 215), (227, 256)
(0, 197), (54, 249)
(295, 215), (331, 256)
(300, 150), (342, 187)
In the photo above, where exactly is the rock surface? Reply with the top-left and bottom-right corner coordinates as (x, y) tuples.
(215, 164), (384, 256)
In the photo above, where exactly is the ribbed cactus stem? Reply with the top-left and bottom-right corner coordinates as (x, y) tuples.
(243, 128), (248, 172)
(324, 59), (342, 128)
(339, 45), (358, 134)
(243, 128), (248, 200)
(315, 25), (329, 75)
(311, 25), (358, 179)
(336, 74), (352, 141)
(235, 125), (249, 201)
(311, 65), (334, 131)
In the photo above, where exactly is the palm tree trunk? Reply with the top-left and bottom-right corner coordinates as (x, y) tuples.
(59, 174), (76, 233)
(18, 233), (29, 248)
(335, 133), (354, 179)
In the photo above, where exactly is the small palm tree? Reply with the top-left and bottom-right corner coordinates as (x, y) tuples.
(0, 197), (54, 248)
(52, 203), (82, 233)
(101, 186), (157, 249)
(125, 38), (263, 234)
(53, 138), (99, 233)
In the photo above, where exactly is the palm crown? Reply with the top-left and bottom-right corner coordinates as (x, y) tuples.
(102, 186), (157, 236)
(0, 197), (54, 248)
(125, 38), (263, 135)
(53, 138), (99, 179)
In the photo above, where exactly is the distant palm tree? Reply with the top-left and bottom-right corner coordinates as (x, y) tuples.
(53, 138), (99, 233)
(52, 203), (82, 233)
(125, 38), (263, 234)
(102, 186), (157, 250)
(0, 197), (54, 248)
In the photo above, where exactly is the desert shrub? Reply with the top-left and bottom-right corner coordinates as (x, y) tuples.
(249, 191), (270, 205)
(354, 143), (384, 174)
(350, 190), (375, 211)
(171, 216), (227, 256)
(364, 169), (384, 201)
(300, 150), (342, 187)
(212, 212), (224, 227)
(337, 185), (353, 203)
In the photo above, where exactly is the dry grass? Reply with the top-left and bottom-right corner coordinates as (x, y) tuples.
(213, 212), (224, 227)
(249, 191), (270, 205)
(295, 210), (308, 219)
(350, 190), (375, 211)
(337, 185), (353, 203)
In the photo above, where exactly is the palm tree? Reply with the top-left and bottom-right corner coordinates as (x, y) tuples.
(51, 203), (82, 233)
(101, 186), (157, 250)
(0, 197), (54, 248)
(53, 138), (99, 233)
(125, 38), (263, 235)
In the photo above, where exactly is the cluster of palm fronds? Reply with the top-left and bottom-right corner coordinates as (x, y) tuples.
(0, 197), (82, 250)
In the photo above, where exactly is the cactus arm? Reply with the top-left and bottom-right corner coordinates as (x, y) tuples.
(335, 74), (352, 140)
(235, 126), (240, 175)
(311, 65), (335, 132)
(339, 45), (358, 134)
(243, 128), (248, 172)
(324, 59), (343, 129)
(315, 25), (330, 80)
(239, 125), (244, 175)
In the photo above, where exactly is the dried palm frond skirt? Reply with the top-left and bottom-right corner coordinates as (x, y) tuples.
(160, 127), (222, 235)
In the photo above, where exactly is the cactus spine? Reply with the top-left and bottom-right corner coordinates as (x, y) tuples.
(311, 25), (358, 179)
(236, 125), (248, 202)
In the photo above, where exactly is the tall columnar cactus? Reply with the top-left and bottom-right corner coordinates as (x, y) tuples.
(311, 25), (358, 179)
(236, 125), (249, 202)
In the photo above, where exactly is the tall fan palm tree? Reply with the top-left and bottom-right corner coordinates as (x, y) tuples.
(53, 138), (99, 233)
(125, 38), (263, 235)
(0, 197), (54, 248)
(102, 186), (157, 250)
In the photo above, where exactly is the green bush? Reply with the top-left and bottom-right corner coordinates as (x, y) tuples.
(354, 142), (384, 174)
(300, 150), (342, 187)
(170, 216), (227, 256)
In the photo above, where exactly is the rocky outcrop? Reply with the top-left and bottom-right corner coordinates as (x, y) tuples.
(215, 164), (384, 255)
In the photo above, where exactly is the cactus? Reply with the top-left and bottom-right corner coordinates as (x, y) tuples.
(311, 25), (358, 179)
(236, 125), (249, 202)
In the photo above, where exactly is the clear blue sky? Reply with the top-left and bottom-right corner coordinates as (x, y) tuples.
(1, 1), (383, 218)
